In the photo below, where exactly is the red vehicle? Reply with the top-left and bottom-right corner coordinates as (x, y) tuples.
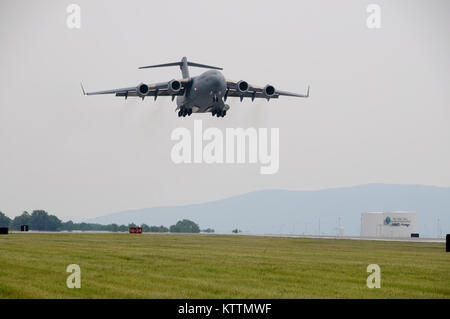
(129, 227), (142, 234)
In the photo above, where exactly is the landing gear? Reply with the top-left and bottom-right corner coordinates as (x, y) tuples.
(212, 109), (227, 117)
(177, 107), (193, 117)
(211, 103), (229, 117)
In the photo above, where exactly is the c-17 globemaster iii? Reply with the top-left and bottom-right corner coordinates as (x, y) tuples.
(81, 56), (309, 117)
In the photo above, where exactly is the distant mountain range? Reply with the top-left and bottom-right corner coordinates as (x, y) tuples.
(86, 184), (450, 237)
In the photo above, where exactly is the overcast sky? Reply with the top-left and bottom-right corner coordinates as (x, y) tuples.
(0, 0), (449, 221)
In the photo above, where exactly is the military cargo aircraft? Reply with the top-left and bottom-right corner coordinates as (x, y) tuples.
(81, 57), (309, 117)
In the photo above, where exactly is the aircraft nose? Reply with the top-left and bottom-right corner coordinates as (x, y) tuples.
(210, 76), (225, 95)
(210, 88), (222, 94)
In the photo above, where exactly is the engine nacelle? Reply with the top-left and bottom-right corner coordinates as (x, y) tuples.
(263, 85), (275, 98)
(136, 83), (149, 97)
(168, 79), (182, 95)
(236, 80), (249, 93)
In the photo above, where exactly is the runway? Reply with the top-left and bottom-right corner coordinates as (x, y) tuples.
(238, 233), (446, 243)
(8, 230), (446, 243)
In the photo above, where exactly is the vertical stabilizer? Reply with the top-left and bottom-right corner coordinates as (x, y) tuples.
(180, 56), (189, 79)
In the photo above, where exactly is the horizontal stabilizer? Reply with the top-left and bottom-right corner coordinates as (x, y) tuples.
(139, 58), (222, 71)
(138, 62), (181, 69)
(186, 61), (222, 70)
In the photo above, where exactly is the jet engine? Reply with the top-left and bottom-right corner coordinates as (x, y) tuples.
(168, 80), (182, 95)
(136, 83), (149, 97)
(236, 80), (249, 92)
(263, 85), (275, 98)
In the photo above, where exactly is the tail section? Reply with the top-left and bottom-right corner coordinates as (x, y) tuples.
(139, 57), (222, 79)
(180, 56), (189, 79)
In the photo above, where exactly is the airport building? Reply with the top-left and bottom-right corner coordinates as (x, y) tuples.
(360, 211), (418, 238)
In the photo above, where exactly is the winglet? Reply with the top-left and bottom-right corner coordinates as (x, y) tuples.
(306, 85), (310, 98)
(80, 82), (87, 96)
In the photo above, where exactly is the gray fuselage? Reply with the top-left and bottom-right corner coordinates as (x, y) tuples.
(176, 70), (227, 113)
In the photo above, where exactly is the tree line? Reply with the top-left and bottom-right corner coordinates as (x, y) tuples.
(0, 210), (212, 233)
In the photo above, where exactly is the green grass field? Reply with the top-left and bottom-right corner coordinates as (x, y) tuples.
(0, 233), (448, 298)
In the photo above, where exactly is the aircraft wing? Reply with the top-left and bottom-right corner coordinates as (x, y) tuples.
(81, 80), (187, 99)
(226, 80), (309, 101)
